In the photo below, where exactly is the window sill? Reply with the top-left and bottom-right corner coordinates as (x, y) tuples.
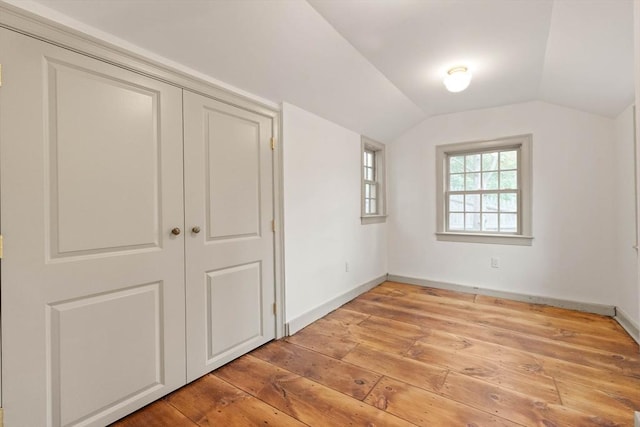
(361, 215), (387, 225)
(435, 232), (533, 246)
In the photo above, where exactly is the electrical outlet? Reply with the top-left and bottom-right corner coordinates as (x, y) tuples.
(491, 257), (500, 268)
(345, 262), (349, 272)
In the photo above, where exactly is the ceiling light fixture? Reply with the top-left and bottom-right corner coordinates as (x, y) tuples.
(444, 66), (472, 93)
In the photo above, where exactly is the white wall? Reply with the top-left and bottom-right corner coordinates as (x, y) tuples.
(613, 105), (639, 326)
(282, 102), (387, 330)
(388, 101), (619, 306)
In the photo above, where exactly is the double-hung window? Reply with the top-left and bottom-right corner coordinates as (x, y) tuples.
(361, 137), (386, 224)
(363, 148), (377, 214)
(436, 135), (533, 245)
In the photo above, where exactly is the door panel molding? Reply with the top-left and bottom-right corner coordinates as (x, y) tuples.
(206, 261), (264, 360)
(45, 58), (163, 260)
(47, 282), (165, 426)
(204, 108), (262, 241)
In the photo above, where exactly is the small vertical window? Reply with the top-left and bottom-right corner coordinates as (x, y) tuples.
(361, 137), (386, 224)
(363, 148), (377, 214)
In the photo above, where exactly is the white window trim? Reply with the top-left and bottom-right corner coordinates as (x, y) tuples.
(361, 136), (387, 224)
(435, 134), (533, 245)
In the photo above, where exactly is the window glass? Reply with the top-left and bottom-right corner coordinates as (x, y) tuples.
(465, 154), (481, 172)
(450, 156), (465, 173)
(436, 135), (532, 244)
(500, 151), (517, 170)
(444, 146), (523, 235)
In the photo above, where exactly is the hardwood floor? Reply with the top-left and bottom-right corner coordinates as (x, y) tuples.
(112, 281), (640, 426)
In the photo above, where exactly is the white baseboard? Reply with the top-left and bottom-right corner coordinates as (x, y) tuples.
(614, 307), (640, 345)
(387, 274), (616, 316)
(285, 274), (387, 335)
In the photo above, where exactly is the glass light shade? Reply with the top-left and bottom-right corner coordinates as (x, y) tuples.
(444, 67), (472, 92)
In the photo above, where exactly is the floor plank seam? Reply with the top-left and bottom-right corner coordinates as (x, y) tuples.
(551, 376), (564, 406)
(211, 367), (314, 427)
(360, 374), (384, 403)
(431, 375), (529, 426)
(255, 351), (381, 403)
(163, 396), (202, 426)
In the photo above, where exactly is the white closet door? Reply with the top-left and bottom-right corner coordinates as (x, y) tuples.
(183, 91), (275, 382)
(0, 29), (186, 426)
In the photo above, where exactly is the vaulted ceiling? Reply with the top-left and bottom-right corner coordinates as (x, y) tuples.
(8, 0), (635, 142)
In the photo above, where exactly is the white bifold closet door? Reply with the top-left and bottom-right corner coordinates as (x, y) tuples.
(0, 28), (187, 426)
(183, 91), (276, 382)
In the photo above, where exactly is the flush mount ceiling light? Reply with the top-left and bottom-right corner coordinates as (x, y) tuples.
(443, 66), (472, 93)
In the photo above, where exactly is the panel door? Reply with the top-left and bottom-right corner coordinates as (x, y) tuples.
(0, 29), (186, 426)
(183, 91), (275, 381)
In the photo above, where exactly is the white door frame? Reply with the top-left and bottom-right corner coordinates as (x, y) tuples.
(0, 0), (286, 407)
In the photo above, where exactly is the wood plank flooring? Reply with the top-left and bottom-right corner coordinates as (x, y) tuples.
(112, 281), (640, 426)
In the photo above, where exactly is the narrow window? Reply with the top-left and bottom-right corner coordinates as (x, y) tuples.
(361, 137), (386, 224)
(363, 148), (377, 214)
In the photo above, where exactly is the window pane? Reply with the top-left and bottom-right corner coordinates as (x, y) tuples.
(482, 194), (498, 212)
(465, 213), (481, 231)
(450, 156), (464, 173)
(482, 213), (498, 232)
(482, 171), (499, 190)
(465, 154), (481, 172)
(366, 166), (374, 181)
(465, 194), (480, 212)
(370, 184), (377, 198)
(500, 150), (517, 170)
(366, 198), (377, 215)
(482, 152), (498, 171)
(369, 151), (376, 166)
(500, 171), (517, 189)
(449, 213), (464, 230)
(465, 173), (481, 191)
(365, 183), (370, 198)
(449, 194), (464, 212)
(450, 174), (464, 191)
(500, 193), (517, 212)
(363, 151), (367, 165)
(500, 213), (518, 232)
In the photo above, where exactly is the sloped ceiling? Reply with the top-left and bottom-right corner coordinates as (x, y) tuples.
(310, 0), (634, 120)
(6, 0), (635, 142)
